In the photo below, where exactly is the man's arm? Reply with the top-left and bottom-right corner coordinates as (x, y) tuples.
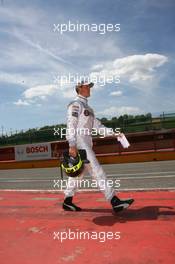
(66, 101), (81, 157)
(93, 117), (129, 147)
(93, 117), (120, 137)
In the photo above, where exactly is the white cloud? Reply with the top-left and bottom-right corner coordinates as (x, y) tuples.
(113, 53), (168, 82)
(91, 53), (168, 87)
(97, 106), (141, 117)
(91, 64), (104, 71)
(110, 90), (122, 96)
(14, 82), (75, 106)
(23, 84), (58, 99)
(0, 2), (123, 108)
(14, 99), (30, 106)
(13, 53), (168, 106)
(1, 4), (168, 112)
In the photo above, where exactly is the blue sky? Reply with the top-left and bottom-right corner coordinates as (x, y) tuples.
(0, 0), (175, 133)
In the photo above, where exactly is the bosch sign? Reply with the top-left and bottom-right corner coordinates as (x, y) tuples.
(26, 145), (49, 154)
(15, 143), (51, 161)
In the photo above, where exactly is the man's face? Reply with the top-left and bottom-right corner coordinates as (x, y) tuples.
(79, 85), (91, 97)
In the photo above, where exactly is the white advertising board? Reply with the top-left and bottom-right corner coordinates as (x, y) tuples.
(15, 143), (51, 161)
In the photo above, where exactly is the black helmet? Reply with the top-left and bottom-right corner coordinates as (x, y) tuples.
(61, 149), (88, 177)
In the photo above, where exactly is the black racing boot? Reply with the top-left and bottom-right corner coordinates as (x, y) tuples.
(63, 196), (82, 211)
(111, 196), (134, 213)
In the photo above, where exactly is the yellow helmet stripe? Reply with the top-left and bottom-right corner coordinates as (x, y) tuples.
(61, 153), (83, 173)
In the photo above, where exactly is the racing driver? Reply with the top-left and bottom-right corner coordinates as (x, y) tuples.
(63, 80), (134, 212)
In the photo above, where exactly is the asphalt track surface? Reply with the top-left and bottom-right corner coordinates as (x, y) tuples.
(0, 160), (175, 191)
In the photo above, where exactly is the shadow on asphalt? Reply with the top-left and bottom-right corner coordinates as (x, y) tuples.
(90, 206), (175, 226)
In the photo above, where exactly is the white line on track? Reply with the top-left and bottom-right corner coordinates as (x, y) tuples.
(1, 170), (175, 181)
(107, 171), (175, 176)
(115, 175), (175, 180)
(0, 174), (175, 182)
(0, 187), (175, 192)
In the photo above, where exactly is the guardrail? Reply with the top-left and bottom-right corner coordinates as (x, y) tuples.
(0, 129), (175, 169)
(0, 129), (175, 161)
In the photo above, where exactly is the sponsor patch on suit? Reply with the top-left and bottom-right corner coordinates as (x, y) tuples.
(72, 111), (78, 117)
(84, 110), (90, 116)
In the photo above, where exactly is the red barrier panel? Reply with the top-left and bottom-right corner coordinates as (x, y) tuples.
(0, 147), (15, 161)
(0, 129), (175, 161)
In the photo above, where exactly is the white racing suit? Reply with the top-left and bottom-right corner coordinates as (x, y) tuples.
(65, 95), (115, 201)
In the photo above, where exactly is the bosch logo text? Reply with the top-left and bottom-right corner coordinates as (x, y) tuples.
(26, 146), (49, 154)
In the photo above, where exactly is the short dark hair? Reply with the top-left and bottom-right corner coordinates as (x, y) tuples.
(75, 86), (80, 94)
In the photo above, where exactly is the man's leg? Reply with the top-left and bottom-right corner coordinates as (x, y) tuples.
(64, 176), (78, 198)
(84, 145), (134, 212)
(84, 145), (115, 201)
(63, 174), (83, 211)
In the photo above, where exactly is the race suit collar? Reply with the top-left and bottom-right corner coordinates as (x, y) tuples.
(77, 95), (88, 105)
